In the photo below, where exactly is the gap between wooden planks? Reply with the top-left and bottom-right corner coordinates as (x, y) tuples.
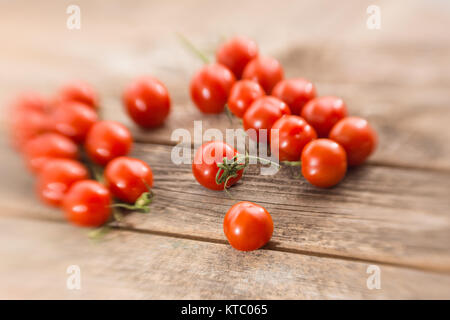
(1, 43), (450, 171)
(98, 81), (450, 172)
(1, 140), (449, 273)
(1, 0), (449, 172)
(0, 0), (449, 299)
(1, 215), (450, 299)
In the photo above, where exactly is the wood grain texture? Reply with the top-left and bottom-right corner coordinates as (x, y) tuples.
(1, 1), (449, 170)
(1, 0), (450, 299)
(1, 216), (449, 299)
(122, 82), (450, 171)
(2, 46), (450, 170)
(1, 141), (449, 272)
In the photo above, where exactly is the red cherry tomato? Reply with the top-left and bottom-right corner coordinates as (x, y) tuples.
(63, 180), (112, 227)
(10, 109), (50, 151)
(223, 201), (273, 251)
(301, 96), (348, 138)
(51, 101), (98, 143)
(216, 36), (259, 79)
(84, 121), (133, 166)
(227, 80), (265, 118)
(272, 78), (316, 115)
(104, 157), (153, 203)
(192, 141), (243, 190)
(36, 159), (89, 207)
(57, 81), (99, 109)
(10, 91), (49, 114)
(329, 117), (378, 166)
(23, 133), (79, 174)
(301, 139), (347, 188)
(190, 63), (236, 114)
(242, 56), (284, 93)
(243, 96), (291, 142)
(9, 92), (52, 151)
(270, 115), (317, 161)
(123, 76), (171, 128)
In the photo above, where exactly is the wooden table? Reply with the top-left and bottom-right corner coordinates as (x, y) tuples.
(1, 0), (449, 299)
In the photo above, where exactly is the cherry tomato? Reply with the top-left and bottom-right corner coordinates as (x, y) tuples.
(9, 92), (52, 151)
(57, 80), (99, 109)
(104, 157), (153, 203)
(123, 76), (171, 128)
(301, 96), (348, 138)
(23, 133), (79, 174)
(272, 78), (316, 115)
(223, 201), (273, 251)
(51, 101), (98, 143)
(63, 180), (112, 227)
(329, 117), (378, 166)
(10, 91), (49, 114)
(216, 36), (259, 79)
(192, 141), (243, 190)
(270, 115), (317, 161)
(243, 96), (291, 142)
(84, 121), (132, 166)
(227, 80), (265, 118)
(10, 109), (50, 151)
(190, 63), (236, 114)
(242, 56), (284, 93)
(301, 139), (347, 188)
(36, 159), (89, 207)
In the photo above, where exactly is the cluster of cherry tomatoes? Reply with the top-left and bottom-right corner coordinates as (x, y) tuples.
(8, 35), (378, 253)
(190, 36), (378, 251)
(9, 78), (173, 230)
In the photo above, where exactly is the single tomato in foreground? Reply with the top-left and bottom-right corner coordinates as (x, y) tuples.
(301, 96), (347, 137)
(270, 115), (317, 161)
(123, 76), (171, 128)
(329, 117), (378, 166)
(57, 80), (99, 109)
(272, 78), (316, 115)
(301, 139), (347, 188)
(63, 180), (111, 227)
(105, 157), (153, 203)
(223, 201), (273, 251)
(51, 101), (98, 143)
(216, 36), (259, 79)
(192, 141), (243, 190)
(190, 63), (236, 114)
(243, 96), (291, 142)
(23, 133), (79, 174)
(36, 159), (89, 207)
(85, 121), (133, 166)
(227, 80), (265, 118)
(242, 56), (284, 93)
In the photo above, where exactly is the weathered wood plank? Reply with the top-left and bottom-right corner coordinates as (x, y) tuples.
(2, 78), (449, 171)
(122, 83), (450, 171)
(1, 216), (449, 299)
(1, 0), (450, 299)
(1, 141), (449, 272)
(102, 144), (450, 272)
(1, 2), (450, 170)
